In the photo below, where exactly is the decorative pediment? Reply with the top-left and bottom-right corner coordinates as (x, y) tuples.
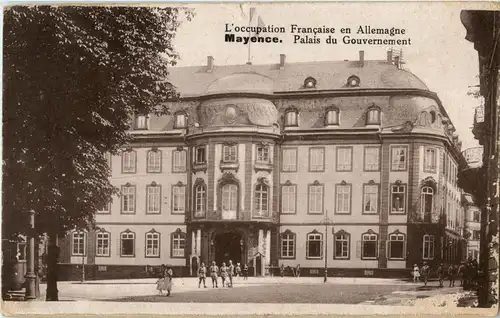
(256, 141), (270, 148)
(219, 172), (239, 184)
(364, 229), (377, 235)
(150, 146), (159, 152)
(283, 180), (293, 186)
(420, 176), (437, 189)
(340, 180), (347, 186)
(334, 229), (348, 236)
(176, 146), (184, 151)
(309, 229), (320, 235)
(257, 177), (270, 186)
(394, 180), (403, 186)
(148, 228), (158, 234)
(389, 229), (403, 235)
(174, 228), (183, 234)
(150, 181), (158, 187)
(367, 180), (376, 185)
(124, 182), (132, 187)
(285, 106), (299, 114)
(281, 229), (295, 236)
(367, 103), (381, 111)
(96, 227), (107, 233)
(222, 141), (237, 147)
(311, 180), (321, 186)
(175, 181), (185, 187)
(194, 178), (206, 186)
(123, 229), (133, 234)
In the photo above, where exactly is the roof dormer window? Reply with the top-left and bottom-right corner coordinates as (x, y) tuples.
(325, 106), (340, 126)
(134, 114), (148, 130)
(174, 112), (187, 129)
(284, 107), (299, 127)
(303, 76), (317, 89)
(366, 105), (381, 126)
(346, 75), (361, 87)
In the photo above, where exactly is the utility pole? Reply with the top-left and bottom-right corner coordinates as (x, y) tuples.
(321, 211), (333, 283)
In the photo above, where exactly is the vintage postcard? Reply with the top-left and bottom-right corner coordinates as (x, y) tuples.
(2, 2), (499, 316)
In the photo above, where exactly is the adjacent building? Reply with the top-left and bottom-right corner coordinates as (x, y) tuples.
(58, 51), (468, 279)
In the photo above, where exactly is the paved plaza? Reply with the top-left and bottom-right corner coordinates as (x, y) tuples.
(35, 276), (473, 306)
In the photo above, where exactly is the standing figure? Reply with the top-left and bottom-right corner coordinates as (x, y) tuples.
(458, 261), (466, 287)
(437, 263), (445, 287)
(156, 275), (166, 296)
(165, 266), (173, 296)
(220, 262), (228, 287)
(209, 261), (219, 288)
(412, 264), (420, 282)
(448, 264), (456, 287)
(228, 260), (235, 287)
(235, 263), (242, 277)
(280, 264), (285, 277)
(243, 263), (248, 280)
(296, 264), (301, 278)
(420, 262), (430, 286)
(198, 262), (207, 288)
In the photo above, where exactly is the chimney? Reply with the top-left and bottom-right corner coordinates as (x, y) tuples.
(207, 56), (214, 72)
(279, 54), (286, 69)
(359, 50), (365, 67)
(387, 50), (393, 63)
(394, 56), (400, 69)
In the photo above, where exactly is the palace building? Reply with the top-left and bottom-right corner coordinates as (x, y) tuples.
(57, 51), (469, 279)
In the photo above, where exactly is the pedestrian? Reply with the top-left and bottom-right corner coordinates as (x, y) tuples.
(220, 262), (228, 287)
(437, 263), (445, 287)
(412, 264), (420, 282)
(235, 262), (242, 277)
(156, 275), (166, 296)
(458, 261), (466, 287)
(165, 266), (173, 296)
(420, 262), (430, 286)
(228, 260), (235, 287)
(243, 263), (248, 280)
(198, 262), (207, 288)
(210, 261), (219, 288)
(296, 264), (301, 278)
(448, 263), (456, 287)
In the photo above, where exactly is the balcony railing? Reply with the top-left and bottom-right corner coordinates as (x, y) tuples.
(462, 147), (484, 168)
(474, 105), (485, 124)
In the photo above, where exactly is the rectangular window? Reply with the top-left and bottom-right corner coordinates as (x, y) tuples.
(473, 210), (480, 222)
(391, 184), (406, 214)
(96, 232), (110, 257)
(195, 147), (206, 164)
(147, 185), (161, 214)
(147, 150), (161, 173)
(308, 184), (323, 214)
(172, 186), (186, 214)
(309, 148), (325, 172)
(422, 235), (435, 260)
(336, 147), (352, 171)
(121, 232), (135, 257)
(172, 233), (185, 257)
(222, 145), (237, 162)
(72, 232), (85, 256)
(364, 147), (380, 171)
(473, 230), (481, 240)
(362, 234), (378, 259)
(391, 146), (407, 171)
(97, 202), (110, 214)
(281, 185), (296, 214)
(388, 234), (405, 259)
(334, 233), (350, 259)
(363, 184), (379, 214)
(282, 148), (297, 172)
(135, 115), (147, 129)
(335, 184), (351, 214)
(281, 233), (295, 258)
(424, 148), (437, 172)
(256, 146), (270, 163)
(172, 150), (186, 172)
(121, 186), (136, 214)
(306, 233), (323, 259)
(122, 151), (136, 173)
(145, 232), (160, 257)
(195, 185), (206, 217)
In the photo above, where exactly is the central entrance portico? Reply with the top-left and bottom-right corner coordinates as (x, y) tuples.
(214, 230), (243, 265)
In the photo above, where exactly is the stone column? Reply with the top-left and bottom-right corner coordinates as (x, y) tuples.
(196, 229), (202, 257)
(265, 229), (271, 276)
(191, 231), (196, 256)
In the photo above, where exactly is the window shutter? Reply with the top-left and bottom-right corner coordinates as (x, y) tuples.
(306, 240), (309, 258)
(376, 240), (379, 258)
(356, 240), (361, 258)
(386, 241), (390, 259)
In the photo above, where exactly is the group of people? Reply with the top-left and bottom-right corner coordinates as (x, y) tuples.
(155, 264), (174, 296)
(198, 260), (249, 288)
(412, 259), (479, 289)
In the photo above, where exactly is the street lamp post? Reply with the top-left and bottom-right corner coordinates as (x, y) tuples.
(320, 210), (334, 283)
(25, 210), (36, 300)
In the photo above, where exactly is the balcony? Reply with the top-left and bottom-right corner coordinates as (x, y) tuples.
(472, 105), (485, 143)
(458, 147), (486, 204)
(462, 147), (484, 169)
(189, 209), (278, 224)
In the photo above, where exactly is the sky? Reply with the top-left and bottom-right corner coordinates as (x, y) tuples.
(171, 2), (492, 150)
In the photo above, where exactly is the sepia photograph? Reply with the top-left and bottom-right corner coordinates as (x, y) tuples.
(2, 2), (499, 316)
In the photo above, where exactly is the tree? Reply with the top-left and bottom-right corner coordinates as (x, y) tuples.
(3, 6), (193, 300)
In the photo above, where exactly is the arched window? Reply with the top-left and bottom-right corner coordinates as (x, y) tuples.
(366, 105), (381, 125)
(422, 234), (435, 260)
(120, 230), (135, 257)
(361, 231), (378, 259)
(254, 183), (269, 217)
(388, 231), (406, 260)
(421, 186), (434, 222)
(221, 183), (238, 219)
(280, 230), (296, 259)
(284, 108), (298, 127)
(171, 229), (186, 258)
(194, 184), (206, 217)
(325, 107), (339, 126)
(306, 231), (323, 259)
(145, 230), (160, 258)
(334, 230), (350, 259)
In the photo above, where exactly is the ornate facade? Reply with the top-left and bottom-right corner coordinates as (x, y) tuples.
(59, 51), (468, 279)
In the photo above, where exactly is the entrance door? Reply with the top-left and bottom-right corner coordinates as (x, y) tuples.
(214, 231), (242, 265)
(191, 256), (198, 277)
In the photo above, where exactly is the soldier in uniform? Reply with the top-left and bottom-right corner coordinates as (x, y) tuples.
(209, 261), (219, 288)
(420, 262), (430, 286)
(437, 263), (445, 288)
(228, 260), (235, 288)
(220, 262), (228, 287)
(198, 262), (207, 288)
